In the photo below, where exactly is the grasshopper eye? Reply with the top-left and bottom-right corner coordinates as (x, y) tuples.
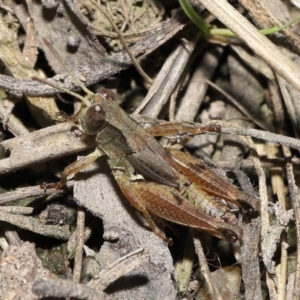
(85, 104), (107, 131)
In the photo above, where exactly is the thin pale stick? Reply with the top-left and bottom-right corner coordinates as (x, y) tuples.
(73, 207), (85, 283)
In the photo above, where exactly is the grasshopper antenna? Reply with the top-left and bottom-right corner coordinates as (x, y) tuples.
(32, 38), (93, 107)
(32, 76), (90, 107)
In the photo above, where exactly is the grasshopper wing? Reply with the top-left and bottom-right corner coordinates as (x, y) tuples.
(168, 149), (260, 211)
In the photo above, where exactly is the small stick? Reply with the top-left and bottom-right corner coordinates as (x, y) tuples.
(32, 278), (105, 300)
(283, 147), (300, 300)
(193, 237), (222, 300)
(73, 207), (86, 283)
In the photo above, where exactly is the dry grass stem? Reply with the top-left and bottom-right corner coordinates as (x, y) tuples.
(197, 0), (300, 92)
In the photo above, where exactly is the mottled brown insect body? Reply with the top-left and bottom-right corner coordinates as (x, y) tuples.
(44, 86), (260, 244)
(38, 41), (260, 244)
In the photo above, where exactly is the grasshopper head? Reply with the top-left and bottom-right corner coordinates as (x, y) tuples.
(79, 94), (105, 135)
(80, 90), (117, 136)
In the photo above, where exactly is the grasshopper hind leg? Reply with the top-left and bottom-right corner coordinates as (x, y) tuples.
(117, 176), (173, 245)
(109, 157), (242, 244)
(109, 157), (173, 244)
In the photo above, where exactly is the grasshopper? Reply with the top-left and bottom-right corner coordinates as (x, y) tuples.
(37, 41), (260, 245)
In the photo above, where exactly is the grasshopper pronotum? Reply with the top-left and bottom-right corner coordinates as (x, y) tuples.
(36, 41), (260, 245)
